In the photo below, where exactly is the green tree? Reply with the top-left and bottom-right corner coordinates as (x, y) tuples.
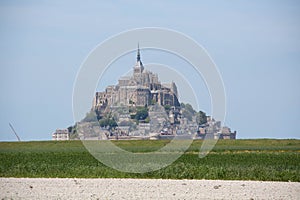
(180, 102), (185, 108)
(99, 117), (118, 130)
(180, 103), (196, 121)
(108, 118), (118, 129)
(67, 126), (73, 133)
(82, 110), (98, 122)
(135, 107), (148, 121)
(182, 109), (193, 121)
(151, 99), (156, 105)
(67, 124), (78, 139)
(184, 103), (196, 114)
(196, 110), (207, 125)
(163, 104), (172, 115)
(144, 116), (150, 123)
(99, 118), (108, 128)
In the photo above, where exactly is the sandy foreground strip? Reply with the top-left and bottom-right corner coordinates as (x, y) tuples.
(0, 178), (299, 200)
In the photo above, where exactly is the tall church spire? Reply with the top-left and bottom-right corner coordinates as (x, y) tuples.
(134, 43), (144, 74)
(137, 43), (141, 62)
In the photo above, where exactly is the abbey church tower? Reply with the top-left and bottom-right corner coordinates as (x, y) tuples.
(133, 44), (144, 74)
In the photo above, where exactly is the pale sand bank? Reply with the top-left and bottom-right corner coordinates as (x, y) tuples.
(0, 178), (299, 199)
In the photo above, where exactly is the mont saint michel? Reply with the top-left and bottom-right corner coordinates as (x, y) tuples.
(53, 47), (236, 141)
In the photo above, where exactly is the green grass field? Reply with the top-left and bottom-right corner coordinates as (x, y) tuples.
(0, 139), (299, 181)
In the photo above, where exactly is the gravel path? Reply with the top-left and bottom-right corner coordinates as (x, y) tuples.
(0, 178), (299, 199)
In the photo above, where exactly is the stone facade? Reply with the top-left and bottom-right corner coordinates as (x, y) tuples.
(52, 129), (69, 140)
(196, 117), (236, 140)
(92, 47), (180, 113)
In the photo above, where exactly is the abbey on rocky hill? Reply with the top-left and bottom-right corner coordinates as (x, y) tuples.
(57, 45), (236, 141)
(92, 45), (180, 113)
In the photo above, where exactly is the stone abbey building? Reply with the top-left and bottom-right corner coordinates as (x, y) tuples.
(92, 46), (180, 113)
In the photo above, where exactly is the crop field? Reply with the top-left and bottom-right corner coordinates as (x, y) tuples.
(0, 139), (299, 181)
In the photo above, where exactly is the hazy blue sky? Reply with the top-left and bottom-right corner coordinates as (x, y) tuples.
(0, 0), (299, 141)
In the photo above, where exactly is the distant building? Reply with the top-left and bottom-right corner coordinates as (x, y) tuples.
(92, 45), (180, 114)
(219, 126), (237, 139)
(196, 117), (236, 140)
(52, 129), (69, 140)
